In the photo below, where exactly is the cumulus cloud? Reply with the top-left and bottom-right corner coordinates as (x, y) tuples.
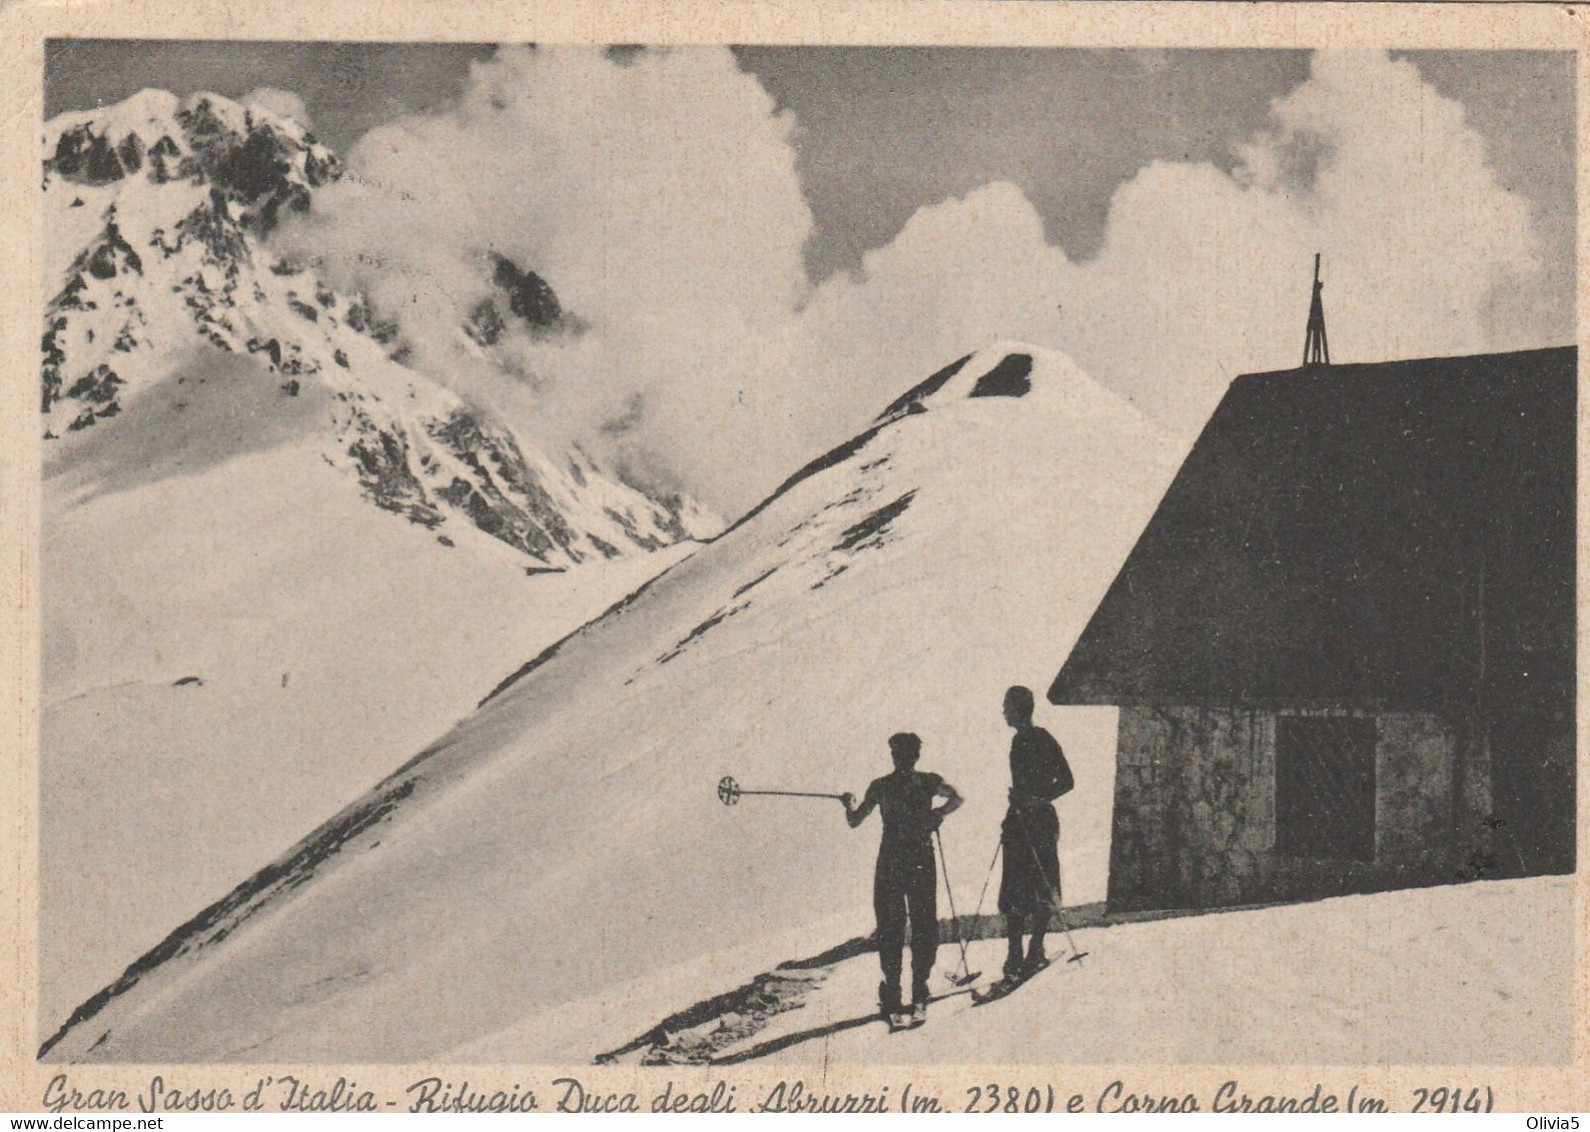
(274, 46), (814, 505)
(243, 86), (313, 128)
(798, 50), (1542, 441)
(791, 181), (1071, 440)
(276, 47), (1545, 516)
(1052, 50), (1542, 432)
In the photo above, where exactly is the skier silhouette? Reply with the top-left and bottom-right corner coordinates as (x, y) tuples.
(996, 686), (1073, 983)
(843, 732), (963, 1026)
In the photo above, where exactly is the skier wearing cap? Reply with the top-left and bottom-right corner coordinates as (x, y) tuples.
(995, 685), (1074, 985)
(843, 732), (963, 1027)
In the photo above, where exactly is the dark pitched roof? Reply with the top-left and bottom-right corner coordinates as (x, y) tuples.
(1048, 347), (1576, 712)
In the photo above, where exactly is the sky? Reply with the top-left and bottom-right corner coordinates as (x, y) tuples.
(45, 42), (1576, 515)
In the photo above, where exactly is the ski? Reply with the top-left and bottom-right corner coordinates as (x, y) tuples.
(971, 958), (1052, 1005)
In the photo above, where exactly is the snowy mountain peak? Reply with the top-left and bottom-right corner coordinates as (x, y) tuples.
(42, 88), (714, 566)
(876, 341), (1132, 425)
(45, 90), (336, 234)
(726, 341), (1146, 543)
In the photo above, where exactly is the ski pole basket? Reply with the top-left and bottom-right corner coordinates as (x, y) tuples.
(716, 775), (846, 807)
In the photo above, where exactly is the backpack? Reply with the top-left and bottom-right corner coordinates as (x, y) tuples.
(1052, 748), (1075, 798)
(1042, 730), (1074, 798)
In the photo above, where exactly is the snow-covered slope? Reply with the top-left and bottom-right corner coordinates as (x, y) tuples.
(41, 344), (1185, 1062)
(607, 876), (1573, 1067)
(39, 90), (713, 1034)
(40, 439), (695, 1034)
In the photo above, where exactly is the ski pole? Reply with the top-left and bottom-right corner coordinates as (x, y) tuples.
(969, 838), (1002, 924)
(1049, 855), (1087, 964)
(716, 775), (846, 807)
(1013, 807), (1088, 965)
(934, 827), (981, 986)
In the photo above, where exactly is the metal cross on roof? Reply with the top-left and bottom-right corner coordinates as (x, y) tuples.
(1303, 253), (1330, 368)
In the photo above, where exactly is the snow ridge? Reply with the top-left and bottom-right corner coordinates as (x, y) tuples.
(40, 343), (1183, 1064)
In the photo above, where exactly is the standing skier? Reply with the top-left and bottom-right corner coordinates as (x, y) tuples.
(995, 685), (1074, 986)
(843, 732), (964, 1028)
